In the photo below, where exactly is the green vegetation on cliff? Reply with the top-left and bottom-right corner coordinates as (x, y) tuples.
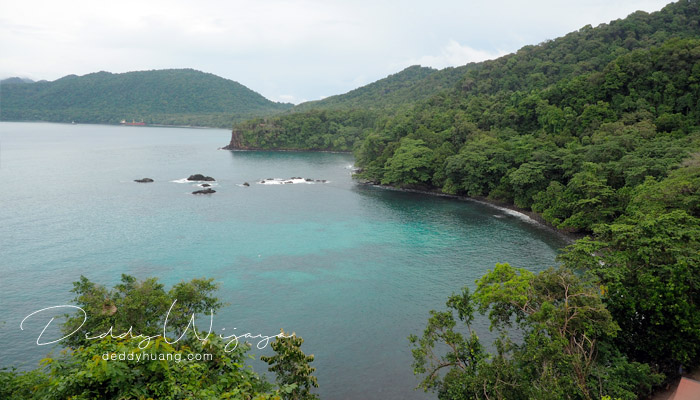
(0, 69), (292, 128)
(227, 0), (700, 153)
(224, 64), (473, 150)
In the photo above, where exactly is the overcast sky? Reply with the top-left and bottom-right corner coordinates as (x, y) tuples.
(0, 0), (672, 104)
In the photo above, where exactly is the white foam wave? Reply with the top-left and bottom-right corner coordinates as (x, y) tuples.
(497, 207), (537, 223)
(171, 177), (218, 186)
(257, 177), (328, 185)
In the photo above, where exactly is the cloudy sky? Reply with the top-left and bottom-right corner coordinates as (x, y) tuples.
(0, 0), (671, 104)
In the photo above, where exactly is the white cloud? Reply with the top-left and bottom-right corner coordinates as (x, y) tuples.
(0, 0), (674, 102)
(408, 40), (507, 69)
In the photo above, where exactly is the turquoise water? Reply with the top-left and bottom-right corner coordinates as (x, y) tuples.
(0, 122), (567, 399)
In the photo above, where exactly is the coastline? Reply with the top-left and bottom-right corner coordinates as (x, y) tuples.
(220, 146), (352, 154)
(0, 120), (224, 130)
(362, 182), (584, 244)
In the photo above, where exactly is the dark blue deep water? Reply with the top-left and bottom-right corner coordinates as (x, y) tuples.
(0, 122), (567, 399)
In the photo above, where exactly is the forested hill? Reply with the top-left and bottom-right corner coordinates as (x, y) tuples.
(224, 65), (472, 151)
(227, 4), (700, 395)
(356, 0), (700, 232)
(225, 0), (700, 152)
(292, 65), (472, 112)
(0, 69), (293, 128)
(361, 1), (700, 396)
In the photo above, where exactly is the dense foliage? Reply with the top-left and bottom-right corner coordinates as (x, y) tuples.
(225, 109), (383, 151)
(402, 1), (700, 395)
(293, 65), (473, 112)
(0, 69), (292, 128)
(0, 275), (319, 400)
(224, 65), (473, 150)
(222, 0), (700, 396)
(357, 37), (700, 230)
(409, 264), (662, 400)
(560, 158), (700, 376)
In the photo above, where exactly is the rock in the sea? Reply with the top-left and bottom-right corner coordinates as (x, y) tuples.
(201, 183), (211, 187)
(187, 174), (215, 181)
(192, 188), (216, 194)
(243, 182), (250, 187)
(134, 178), (154, 183)
(305, 178), (313, 182)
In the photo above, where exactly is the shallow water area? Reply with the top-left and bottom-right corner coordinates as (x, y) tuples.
(0, 122), (567, 399)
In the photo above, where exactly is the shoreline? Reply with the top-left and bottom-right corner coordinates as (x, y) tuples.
(0, 120), (226, 130)
(363, 182), (584, 244)
(220, 147), (353, 154)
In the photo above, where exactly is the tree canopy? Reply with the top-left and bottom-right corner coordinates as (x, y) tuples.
(0, 69), (292, 128)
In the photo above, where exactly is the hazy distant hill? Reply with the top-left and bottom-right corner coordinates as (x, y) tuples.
(224, 65), (473, 151)
(292, 65), (473, 112)
(0, 69), (292, 127)
(0, 77), (35, 85)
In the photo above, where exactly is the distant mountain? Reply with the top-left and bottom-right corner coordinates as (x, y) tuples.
(226, 0), (700, 153)
(0, 77), (35, 85)
(224, 65), (473, 151)
(292, 64), (473, 112)
(0, 69), (292, 127)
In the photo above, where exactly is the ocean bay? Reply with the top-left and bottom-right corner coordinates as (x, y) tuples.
(0, 122), (567, 399)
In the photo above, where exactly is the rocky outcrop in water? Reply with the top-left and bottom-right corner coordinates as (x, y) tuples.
(187, 174), (215, 181)
(192, 188), (216, 194)
(134, 178), (154, 183)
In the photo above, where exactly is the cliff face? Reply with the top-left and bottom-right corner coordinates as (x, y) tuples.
(222, 128), (247, 150)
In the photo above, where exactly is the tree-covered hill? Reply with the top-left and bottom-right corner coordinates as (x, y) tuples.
(223, 64), (474, 151)
(0, 77), (35, 85)
(228, 1), (700, 395)
(226, 0), (700, 152)
(0, 69), (292, 128)
(356, 0), (700, 232)
(293, 64), (473, 112)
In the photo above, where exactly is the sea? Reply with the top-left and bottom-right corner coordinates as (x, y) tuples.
(0, 122), (568, 399)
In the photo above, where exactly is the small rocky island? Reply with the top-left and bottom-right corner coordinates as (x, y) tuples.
(187, 174), (215, 181)
(192, 188), (216, 194)
(134, 178), (154, 183)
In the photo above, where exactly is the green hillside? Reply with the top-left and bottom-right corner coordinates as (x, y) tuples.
(363, 1), (700, 396)
(356, 0), (700, 231)
(227, 0), (700, 152)
(0, 69), (292, 127)
(227, 1), (700, 395)
(223, 64), (473, 150)
(293, 64), (472, 111)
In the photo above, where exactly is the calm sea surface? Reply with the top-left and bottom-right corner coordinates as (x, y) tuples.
(0, 122), (567, 399)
